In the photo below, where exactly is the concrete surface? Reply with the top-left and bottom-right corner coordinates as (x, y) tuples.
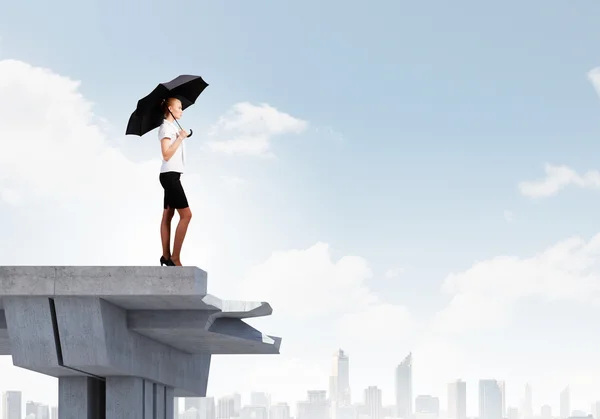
(0, 266), (281, 419)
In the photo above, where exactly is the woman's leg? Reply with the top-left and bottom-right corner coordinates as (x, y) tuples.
(170, 207), (192, 266)
(160, 207), (175, 259)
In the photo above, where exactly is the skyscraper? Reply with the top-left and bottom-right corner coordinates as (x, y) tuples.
(560, 387), (570, 419)
(330, 349), (351, 419)
(2, 391), (21, 419)
(395, 353), (413, 419)
(448, 380), (467, 419)
(522, 383), (533, 419)
(479, 380), (503, 419)
(330, 349), (351, 406)
(364, 386), (383, 419)
(498, 381), (506, 419)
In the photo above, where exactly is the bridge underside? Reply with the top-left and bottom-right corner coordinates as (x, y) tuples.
(0, 266), (281, 419)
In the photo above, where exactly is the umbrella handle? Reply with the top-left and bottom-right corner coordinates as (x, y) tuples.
(171, 114), (193, 138)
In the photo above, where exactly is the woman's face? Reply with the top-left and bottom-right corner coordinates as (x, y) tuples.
(169, 99), (183, 119)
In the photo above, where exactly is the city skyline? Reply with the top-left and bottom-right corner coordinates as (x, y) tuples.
(2, 376), (596, 419)
(2, 349), (597, 419)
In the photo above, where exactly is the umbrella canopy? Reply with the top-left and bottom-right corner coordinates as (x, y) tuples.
(125, 74), (209, 137)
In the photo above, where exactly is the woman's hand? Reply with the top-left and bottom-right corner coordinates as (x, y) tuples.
(178, 129), (189, 140)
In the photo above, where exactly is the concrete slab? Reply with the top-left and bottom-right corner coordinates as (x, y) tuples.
(127, 311), (281, 354)
(0, 266), (208, 309)
(0, 265), (281, 417)
(0, 267), (55, 302)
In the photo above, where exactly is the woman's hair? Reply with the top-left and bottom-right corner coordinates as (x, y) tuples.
(161, 97), (179, 117)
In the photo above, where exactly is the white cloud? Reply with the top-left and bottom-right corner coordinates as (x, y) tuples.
(588, 66), (600, 99)
(206, 102), (308, 157)
(0, 59), (159, 206)
(337, 302), (415, 342)
(238, 242), (417, 350)
(383, 267), (403, 279)
(517, 163), (600, 198)
(412, 337), (467, 395)
(434, 234), (600, 334)
(515, 69), (600, 199)
(238, 242), (378, 318)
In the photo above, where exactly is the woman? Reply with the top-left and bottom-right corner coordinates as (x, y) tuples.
(158, 97), (191, 266)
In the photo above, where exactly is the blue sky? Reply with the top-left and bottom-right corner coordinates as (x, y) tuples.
(2, 0), (600, 416)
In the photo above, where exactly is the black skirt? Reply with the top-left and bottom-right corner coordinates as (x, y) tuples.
(159, 171), (189, 209)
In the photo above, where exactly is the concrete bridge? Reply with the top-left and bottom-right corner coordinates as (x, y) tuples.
(0, 266), (281, 419)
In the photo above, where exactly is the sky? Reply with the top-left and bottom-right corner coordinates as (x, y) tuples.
(2, 0), (600, 416)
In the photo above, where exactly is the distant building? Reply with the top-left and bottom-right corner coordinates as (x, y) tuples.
(478, 380), (502, 419)
(364, 386), (383, 419)
(240, 406), (268, 419)
(251, 393), (271, 410)
(26, 401), (49, 419)
(507, 406), (519, 419)
(217, 395), (236, 419)
(270, 403), (291, 419)
(337, 405), (358, 419)
(297, 391), (328, 419)
(2, 391), (21, 419)
(560, 387), (570, 419)
(415, 395), (439, 419)
(395, 353), (412, 419)
(591, 401), (600, 419)
(521, 383), (532, 419)
(330, 349), (351, 419)
(448, 380), (466, 419)
(185, 397), (216, 419)
(181, 407), (199, 419)
(541, 404), (552, 419)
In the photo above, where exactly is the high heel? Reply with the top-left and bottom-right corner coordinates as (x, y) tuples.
(160, 256), (175, 266)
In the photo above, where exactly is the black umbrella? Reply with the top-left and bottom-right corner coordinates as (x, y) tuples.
(125, 74), (209, 137)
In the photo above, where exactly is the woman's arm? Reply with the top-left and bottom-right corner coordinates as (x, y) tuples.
(160, 130), (188, 161)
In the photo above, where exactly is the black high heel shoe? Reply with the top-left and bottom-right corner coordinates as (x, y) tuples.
(160, 256), (175, 266)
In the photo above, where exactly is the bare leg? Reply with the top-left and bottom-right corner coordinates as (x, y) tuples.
(160, 207), (175, 259)
(171, 207), (192, 266)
